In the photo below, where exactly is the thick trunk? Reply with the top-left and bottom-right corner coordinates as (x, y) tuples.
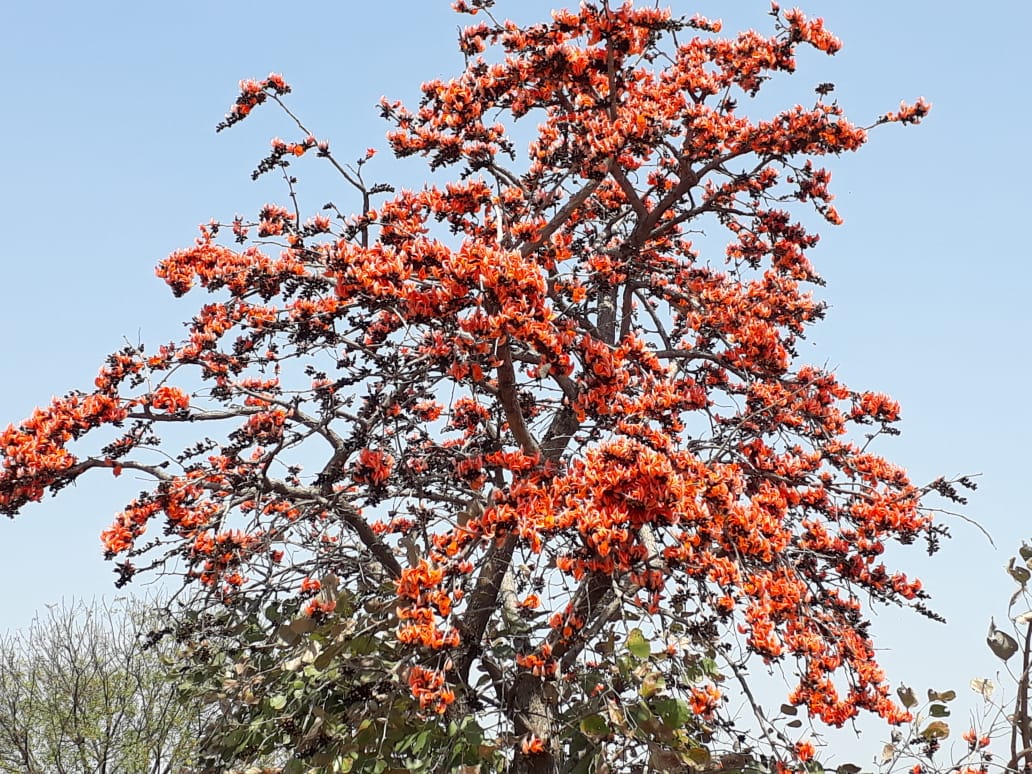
(498, 406), (582, 774)
(508, 572), (613, 774)
(508, 671), (558, 774)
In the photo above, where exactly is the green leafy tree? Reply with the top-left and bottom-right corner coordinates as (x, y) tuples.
(0, 599), (205, 774)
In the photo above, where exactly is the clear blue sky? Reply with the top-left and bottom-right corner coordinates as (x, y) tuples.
(2, 0), (1029, 762)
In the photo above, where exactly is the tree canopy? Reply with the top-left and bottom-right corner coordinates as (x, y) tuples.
(0, 2), (963, 772)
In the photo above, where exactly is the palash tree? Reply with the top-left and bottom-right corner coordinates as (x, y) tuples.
(0, 2), (968, 772)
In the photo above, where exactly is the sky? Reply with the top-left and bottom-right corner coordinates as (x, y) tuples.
(1, 0), (1029, 764)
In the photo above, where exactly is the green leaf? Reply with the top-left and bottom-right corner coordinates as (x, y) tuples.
(921, 721), (950, 740)
(628, 702), (655, 729)
(411, 730), (429, 754)
(627, 628), (651, 660)
(579, 713), (611, 739)
(653, 697), (692, 729)
(836, 764), (862, 774)
(927, 689), (956, 702)
(269, 694), (287, 710)
(928, 703), (950, 718)
(351, 634), (378, 655)
(699, 656), (720, 677)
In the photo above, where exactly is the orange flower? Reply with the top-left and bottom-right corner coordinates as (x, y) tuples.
(795, 740), (816, 762)
(303, 598), (336, 617)
(353, 447), (394, 485)
(407, 666), (455, 714)
(100, 523), (134, 555)
(520, 735), (546, 755)
(689, 683), (722, 717)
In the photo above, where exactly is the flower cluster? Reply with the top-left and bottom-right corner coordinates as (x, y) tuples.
(216, 73), (291, 132)
(406, 665), (455, 714)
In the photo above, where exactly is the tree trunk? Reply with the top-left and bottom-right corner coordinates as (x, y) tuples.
(509, 671), (558, 774)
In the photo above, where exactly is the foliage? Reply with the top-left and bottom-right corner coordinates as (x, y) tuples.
(175, 584), (503, 773)
(0, 2), (960, 772)
(0, 598), (204, 774)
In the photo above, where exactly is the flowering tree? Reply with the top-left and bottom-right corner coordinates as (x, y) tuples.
(0, 2), (963, 772)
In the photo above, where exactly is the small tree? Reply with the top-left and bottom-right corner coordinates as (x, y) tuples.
(0, 598), (204, 774)
(0, 2), (964, 772)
